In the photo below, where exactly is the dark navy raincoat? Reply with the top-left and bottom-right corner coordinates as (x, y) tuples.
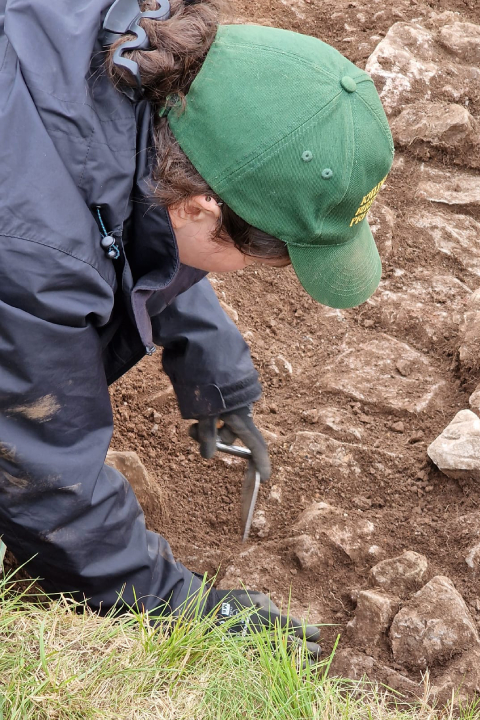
(0, 0), (260, 615)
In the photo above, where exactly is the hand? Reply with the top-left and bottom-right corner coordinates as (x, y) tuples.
(189, 405), (271, 481)
(215, 588), (322, 660)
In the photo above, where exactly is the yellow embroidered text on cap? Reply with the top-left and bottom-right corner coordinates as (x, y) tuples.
(349, 176), (388, 227)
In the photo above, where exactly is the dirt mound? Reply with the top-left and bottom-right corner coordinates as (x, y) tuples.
(108, 0), (480, 701)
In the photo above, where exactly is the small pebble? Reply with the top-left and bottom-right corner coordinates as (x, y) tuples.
(302, 408), (319, 424)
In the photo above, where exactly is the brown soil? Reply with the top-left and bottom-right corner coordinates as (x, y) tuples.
(108, 0), (480, 685)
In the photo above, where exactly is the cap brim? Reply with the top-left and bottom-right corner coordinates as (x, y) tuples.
(288, 221), (382, 309)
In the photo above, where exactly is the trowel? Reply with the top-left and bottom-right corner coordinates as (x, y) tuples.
(216, 440), (261, 542)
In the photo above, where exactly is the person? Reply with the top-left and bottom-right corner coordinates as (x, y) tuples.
(0, 0), (393, 655)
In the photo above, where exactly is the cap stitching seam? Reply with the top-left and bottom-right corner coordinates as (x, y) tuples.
(289, 96), (388, 249)
(320, 97), (356, 232)
(212, 91), (343, 189)
(356, 92), (395, 153)
(212, 37), (344, 84)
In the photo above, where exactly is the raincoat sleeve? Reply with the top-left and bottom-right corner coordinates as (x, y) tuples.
(151, 278), (262, 419)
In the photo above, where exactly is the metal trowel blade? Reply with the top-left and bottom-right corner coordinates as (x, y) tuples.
(241, 459), (261, 542)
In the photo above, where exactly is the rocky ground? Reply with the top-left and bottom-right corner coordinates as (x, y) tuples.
(107, 0), (480, 705)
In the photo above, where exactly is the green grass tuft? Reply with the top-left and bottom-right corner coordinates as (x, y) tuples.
(0, 569), (475, 719)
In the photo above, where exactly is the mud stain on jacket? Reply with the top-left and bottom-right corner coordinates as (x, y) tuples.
(0, 443), (17, 464)
(7, 395), (61, 423)
(1, 471), (29, 489)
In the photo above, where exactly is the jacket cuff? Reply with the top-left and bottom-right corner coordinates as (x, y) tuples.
(173, 372), (262, 419)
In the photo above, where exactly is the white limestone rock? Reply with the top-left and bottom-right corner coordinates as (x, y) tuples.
(289, 431), (400, 488)
(438, 21), (480, 64)
(367, 18), (480, 120)
(366, 22), (439, 116)
(251, 509), (270, 538)
(219, 300), (239, 323)
(290, 432), (363, 478)
(300, 406), (363, 441)
(428, 410), (480, 482)
(417, 170), (480, 206)
(368, 202), (396, 258)
(391, 101), (476, 149)
(469, 385), (480, 414)
(465, 543), (480, 572)
(270, 355), (293, 376)
(408, 209), (480, 278)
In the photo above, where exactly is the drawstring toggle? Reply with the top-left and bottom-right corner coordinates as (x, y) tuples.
(97, 208), (120, 261)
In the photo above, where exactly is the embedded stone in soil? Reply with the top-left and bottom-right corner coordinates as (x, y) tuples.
(368, 202), (396, 259)
(369, 551), (429, 598)
(390, 576), (480, 670)
(318, 334), (445, 414)
(106, 450), (164, 516)
(366, 21), (439, 117)
(469, 385), (480, 414)
(369, 272), (470, 350)
(458, 288), (480, 379)
(347, 590), (401, 654)
(300, 405), (364, 441)
(408, 210), (480, 278)
(417, 168), (480, 206)
(391, 101), (478, 153)
(328, 649), (420, 697)
(438, 21), (480, 64)
(432, 646), (480, 704)
(290, 502), (380, 566)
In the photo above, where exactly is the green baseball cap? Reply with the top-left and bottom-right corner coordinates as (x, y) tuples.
(168, 25), (394, 308)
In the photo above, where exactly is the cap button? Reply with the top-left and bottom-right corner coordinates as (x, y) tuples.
(341, 76), (357, 93)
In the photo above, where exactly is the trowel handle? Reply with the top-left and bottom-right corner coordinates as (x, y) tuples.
(215, 440), (252, 459)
